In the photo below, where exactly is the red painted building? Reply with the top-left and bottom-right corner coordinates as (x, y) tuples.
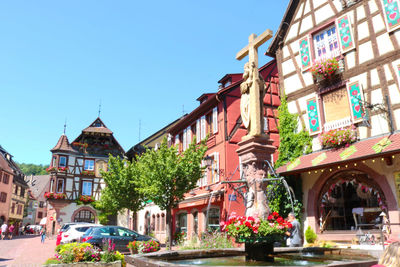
(168, 60), (280, 239)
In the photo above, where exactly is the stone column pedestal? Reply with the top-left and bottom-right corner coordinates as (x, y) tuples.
(236, 135), (276, 220)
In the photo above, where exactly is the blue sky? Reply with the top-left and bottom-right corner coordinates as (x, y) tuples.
(0, 1), (289, 165)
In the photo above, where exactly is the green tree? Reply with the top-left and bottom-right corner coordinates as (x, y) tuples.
(138, 137), (207, 249)
(17, 163), (49, 175)
(98, 155), (146, 223)
(267, 95), (312, 219)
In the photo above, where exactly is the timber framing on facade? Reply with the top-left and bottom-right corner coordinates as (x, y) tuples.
(269, 0), (400, 241)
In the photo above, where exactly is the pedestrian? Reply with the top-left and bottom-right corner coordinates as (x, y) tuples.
(371, 241), (400, 267)
(1, 222), (8, 240)
(286, 212), (302, 247)
(40, 226), (46, 243)
(8, 224), (14, 240)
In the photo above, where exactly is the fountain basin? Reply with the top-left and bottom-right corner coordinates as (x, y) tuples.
(126, 247), (379, 267)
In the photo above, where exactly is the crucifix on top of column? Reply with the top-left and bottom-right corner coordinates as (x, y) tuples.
(236, 29), (273, 139)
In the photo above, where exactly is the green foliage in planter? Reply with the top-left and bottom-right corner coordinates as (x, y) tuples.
(305, 226), (318, 244)
(179, 232), (234, 250)
(127, 240), (160, 254)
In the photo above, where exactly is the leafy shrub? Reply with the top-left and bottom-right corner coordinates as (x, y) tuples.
(174, 231), (186, 245)
(305, 226), (317, 244)
(127, 240), (160, 254)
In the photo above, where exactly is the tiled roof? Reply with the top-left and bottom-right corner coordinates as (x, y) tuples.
(276, 132), (400, 175)
(51, 134), (75, 153)
(27, 175), (50, 199)
(82, 117), (113, 134)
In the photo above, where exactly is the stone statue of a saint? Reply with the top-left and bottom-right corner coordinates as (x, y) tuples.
(240, 62), (266, 133)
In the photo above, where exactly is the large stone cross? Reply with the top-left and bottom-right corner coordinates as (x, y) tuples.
(236, 30), (273, 138)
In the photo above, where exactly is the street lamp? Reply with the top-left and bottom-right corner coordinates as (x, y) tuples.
(203, 155), (213, 168)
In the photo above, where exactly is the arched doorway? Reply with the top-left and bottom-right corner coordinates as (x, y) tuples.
(318, 170), (387, 231)
(144, 212), (151, 235)
(73, 209), (95, 223)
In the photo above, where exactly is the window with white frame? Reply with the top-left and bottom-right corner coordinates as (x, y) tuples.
(59, 156), (67, 167)
(201, 116), (206, 140)
(313, 24), (340, 60)
(82, 180), (93, 196)
(84, 159), (95, 171)
(206, 208), (220, 231)
(210, 152), (220, 184)
(187, 126), (192, 148)
(196, 119), (200, 143)
(56, 179), (64, 193)
(212, 107), (218, 134)
(183, 128), (187, 151)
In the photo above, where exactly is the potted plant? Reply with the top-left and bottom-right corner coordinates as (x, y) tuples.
(82, 170), (95, 176)
(220, 212), (292, 261)
(78, 195), (95, 204)
(127, 240), (160, 254)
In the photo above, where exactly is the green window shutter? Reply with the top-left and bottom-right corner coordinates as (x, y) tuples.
(336, 14), (355, 53)
(299, 36), (312, 71)
(382, 0), (400, 32)
(347, 81), (364, 123)
(306, 97), (322, 135)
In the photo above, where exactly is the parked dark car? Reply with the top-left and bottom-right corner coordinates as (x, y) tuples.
(81, 226), (159, 253)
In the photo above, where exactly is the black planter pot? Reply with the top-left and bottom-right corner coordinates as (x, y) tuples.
(244, 242), (274, 262)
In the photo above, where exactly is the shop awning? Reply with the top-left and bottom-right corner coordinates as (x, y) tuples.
(39, 217), (47, 225)
(276, 132), (400, 175)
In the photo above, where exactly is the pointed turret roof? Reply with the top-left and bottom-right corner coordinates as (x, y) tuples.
(51, 134), (75, 153)
(82, 117), (113, 134)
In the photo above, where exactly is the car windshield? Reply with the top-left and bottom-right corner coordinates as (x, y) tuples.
(93, 227), (116, 236)
(75, 226), (91, 233)
(82, 227), (95, 236)
(116, 227), (139, 237)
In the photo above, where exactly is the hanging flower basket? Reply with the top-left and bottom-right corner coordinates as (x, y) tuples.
(311, 57), (339, 81)
(44, 192), (67, 200)
(319, 126), (357, 148)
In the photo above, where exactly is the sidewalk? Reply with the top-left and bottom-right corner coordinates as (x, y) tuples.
(0, 235), (56, 267)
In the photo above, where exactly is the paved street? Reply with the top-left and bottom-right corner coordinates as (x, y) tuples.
(0, 235), (56, 267)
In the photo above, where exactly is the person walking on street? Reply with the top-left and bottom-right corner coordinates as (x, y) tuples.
(40, 227), (46, 243)
(286, 212), (302, 247)
(8, 224), (14, 240)
(1, 222), (8, 240)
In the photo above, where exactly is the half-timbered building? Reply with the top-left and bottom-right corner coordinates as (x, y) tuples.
(45, 118), (124, 234)
(268, 0), (400, 242)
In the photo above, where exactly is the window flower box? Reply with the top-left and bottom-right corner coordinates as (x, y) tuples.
(44, 192), (67, 200)
(72, 142), (89, 149)
(319, 126), (357, 148)
(46, 166), (68, 173)
(79, 195), (95, 203)
(311, 57), (340, 82)
(82, 170), (95, 176)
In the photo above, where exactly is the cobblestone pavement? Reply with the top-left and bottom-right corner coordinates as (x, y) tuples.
(0, 235), (56, 267)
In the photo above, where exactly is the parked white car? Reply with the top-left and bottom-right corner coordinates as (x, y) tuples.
(61, 223), (101, 244)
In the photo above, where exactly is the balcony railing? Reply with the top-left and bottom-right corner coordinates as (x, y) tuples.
(324, 117), (352, 132)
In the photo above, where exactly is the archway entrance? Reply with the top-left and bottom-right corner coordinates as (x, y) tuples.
(73, 209), (95, 223)
(318, 171), (387, 231)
